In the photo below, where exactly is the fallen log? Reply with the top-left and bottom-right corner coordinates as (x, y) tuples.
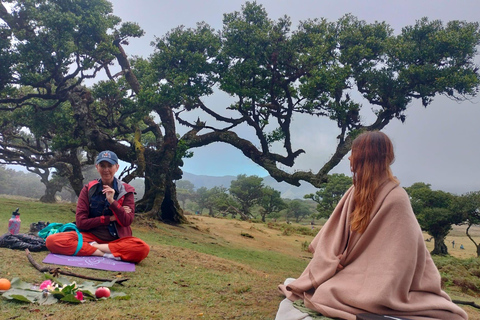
(25, 249), (129, 285)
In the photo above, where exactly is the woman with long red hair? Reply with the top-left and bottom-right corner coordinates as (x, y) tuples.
(276, 131), (467, 320)
(349, 131), (398, 234)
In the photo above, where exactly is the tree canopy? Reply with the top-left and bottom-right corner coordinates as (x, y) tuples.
(304, 173), (352, 219)
(0, 0), (144, 201)
(229, 174), (264, 218)
(405, 182), (463, 255)
(258, 186), (286, 222)
(287, 199), (313, 223)
(0, 1), (479, 223)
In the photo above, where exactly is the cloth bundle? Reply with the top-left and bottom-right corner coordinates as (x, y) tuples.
(0, 233), (47, 251)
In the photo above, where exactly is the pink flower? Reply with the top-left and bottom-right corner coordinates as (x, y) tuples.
(39, 280), (53, 291)
(75, 291), (84, 301)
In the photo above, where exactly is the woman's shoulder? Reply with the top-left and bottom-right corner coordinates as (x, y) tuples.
(380, 183), (417, 220)
(382, 183), (409, 202)
(86, 179), (100, 189)
(375, 180), (412, 211)
(389, 183), (409, 197)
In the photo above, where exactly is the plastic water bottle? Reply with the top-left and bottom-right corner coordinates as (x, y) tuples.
(8, 208), (21, 235)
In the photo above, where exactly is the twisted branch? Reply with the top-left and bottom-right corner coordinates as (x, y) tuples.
(25, 249), (129, 285)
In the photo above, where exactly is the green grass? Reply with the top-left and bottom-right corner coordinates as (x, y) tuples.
(0, 197), (306, 320)
(136, 221), (305, 274)
(0, 196), (479, 319)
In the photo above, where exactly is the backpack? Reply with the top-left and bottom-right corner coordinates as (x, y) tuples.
(37, 222), (83, 255)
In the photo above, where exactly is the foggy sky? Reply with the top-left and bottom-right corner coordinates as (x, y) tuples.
(109, 0), (480, 194)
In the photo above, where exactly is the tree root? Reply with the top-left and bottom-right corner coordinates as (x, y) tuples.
(452, 300), (480, 309)
(25, 249), (129, 285)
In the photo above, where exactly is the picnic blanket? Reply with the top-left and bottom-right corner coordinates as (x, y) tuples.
(43, 253), (135, 272)
(278, 179), (467, 320)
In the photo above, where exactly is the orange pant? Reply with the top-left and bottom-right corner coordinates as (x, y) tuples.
(45, 231), (150, 263)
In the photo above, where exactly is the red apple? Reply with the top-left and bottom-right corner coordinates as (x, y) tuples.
(95, 287), (111, 298)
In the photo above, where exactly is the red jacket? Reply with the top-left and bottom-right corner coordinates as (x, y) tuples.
(75, 178), (136, 239)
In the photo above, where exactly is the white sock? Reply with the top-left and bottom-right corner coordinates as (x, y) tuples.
(103, 253), (121, 261)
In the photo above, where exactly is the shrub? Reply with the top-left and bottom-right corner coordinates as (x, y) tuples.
(434, 256), (480, 294)
(452, 278), (480, 293)
(280, 224), (317, 236)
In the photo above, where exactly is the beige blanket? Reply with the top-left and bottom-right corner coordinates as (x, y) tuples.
(279, 180), (467, 320)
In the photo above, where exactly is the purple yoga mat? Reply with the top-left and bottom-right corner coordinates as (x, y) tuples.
(43, 254), (135, 272)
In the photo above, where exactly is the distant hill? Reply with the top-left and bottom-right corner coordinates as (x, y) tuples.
(181, 172), (317, 199)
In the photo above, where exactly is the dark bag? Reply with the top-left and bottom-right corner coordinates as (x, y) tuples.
(29, 221), (50, 233)
(0, 233), (47, 251)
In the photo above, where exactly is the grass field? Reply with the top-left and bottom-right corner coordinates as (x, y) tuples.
(434, 224), (480, 259)
(0, 196), (479, 319)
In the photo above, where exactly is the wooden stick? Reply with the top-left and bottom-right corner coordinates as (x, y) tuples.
(25, 249), (129, 285)
(452, 300), (480, 309)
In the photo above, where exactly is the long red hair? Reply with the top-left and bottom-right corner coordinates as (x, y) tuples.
(350, 131), (398, 233)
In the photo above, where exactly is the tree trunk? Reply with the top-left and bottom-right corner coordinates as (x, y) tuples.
(64, 153), (85, 197)
(160, 180), (186, 223)
(55, 151), (85, 197)
(431, 236), (449, 255)
(466, 224), (480, 257)
(135, 150), (187, 224)
(136, 176), (187, 224)
(240, 205), (250, 221)
(35, 168), (63, 203)
(40, 182), (59, 203)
